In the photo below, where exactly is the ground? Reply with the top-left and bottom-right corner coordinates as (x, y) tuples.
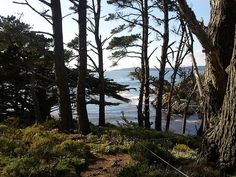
(80, 153), (131, 177)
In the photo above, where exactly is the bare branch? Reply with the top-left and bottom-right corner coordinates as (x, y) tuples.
(38, 0), (51, 7)
(32, 30), (53, 37)
(13, 0), (52, 25)
(148, 47), (158, 59)
(88, 54), (99, 71)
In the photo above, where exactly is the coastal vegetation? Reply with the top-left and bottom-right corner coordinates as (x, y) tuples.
(0, 0), (236, 176)
(1, 118), (219, 177)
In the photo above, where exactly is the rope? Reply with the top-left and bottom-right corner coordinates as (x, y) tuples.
(139, 143), (190, 177)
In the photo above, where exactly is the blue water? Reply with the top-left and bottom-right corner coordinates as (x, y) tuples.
(86, 67), (204, 135)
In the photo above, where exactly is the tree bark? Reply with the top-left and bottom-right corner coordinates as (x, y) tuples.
(142, 0), (150, 128)
(51, 0), (73, 131)
(203, 30), (236, 172)
(178, 0), (235, 130)
(77, 0), (91, 134)
(178, 0), (236, 172)
(137, 65), (144, 127)
(92, 0), (106, 126)
(155, 0), (169, 131)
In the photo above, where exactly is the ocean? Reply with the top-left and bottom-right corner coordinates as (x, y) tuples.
(86, 67), (204, 135)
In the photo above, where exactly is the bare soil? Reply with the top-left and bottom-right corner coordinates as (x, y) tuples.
(80, 153), (132, 177)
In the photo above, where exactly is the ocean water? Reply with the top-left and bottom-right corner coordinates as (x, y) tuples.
(86, 67), (203, 135)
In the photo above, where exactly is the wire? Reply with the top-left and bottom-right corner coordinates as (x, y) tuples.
(139, 143), (190, 177)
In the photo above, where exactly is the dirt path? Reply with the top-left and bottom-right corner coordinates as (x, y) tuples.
(80, 153), (132, 177)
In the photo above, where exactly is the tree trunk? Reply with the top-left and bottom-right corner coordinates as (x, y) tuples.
(30, 69), (41, 123)
(51, 0), (73, 131)
(182, 85), (196, 134)
(137, 65), (144, 127)
(77, 0), (91, 134)
(178, 0), (235, 130)
(92, 0), (106, 126)
(166, 19), (187, 131)
(155, 0), (169, 131)
(178, 0), (236, 172)
(203, 32), (236, 172)
(142, 0), (150, 128)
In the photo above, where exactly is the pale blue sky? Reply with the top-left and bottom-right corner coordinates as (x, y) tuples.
(0, 0), (210, 70)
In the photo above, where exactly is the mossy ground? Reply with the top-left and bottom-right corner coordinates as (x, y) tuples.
(0, 118), (220, 177)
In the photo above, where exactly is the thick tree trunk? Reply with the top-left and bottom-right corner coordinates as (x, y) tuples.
(155, 0), (169, 131)
(51, 0), (73, 131)
(178, 0), (235, 130)
(77, 0), (91, 134)
(178, 0), (236, 172)
(203, 31), (236, 172)
(142, 0), (150, 128)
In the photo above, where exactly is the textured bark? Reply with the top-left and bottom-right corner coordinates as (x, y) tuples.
(142, 0), (150, 128)
(202, 0), (234, 130)
(77, 0), (91, 134)
(51, 0), (73, 131)
(178, 0), (235, 130)
(178, 0), (236, 172)
(155, 0), (169, 131)
(203, 31), (236, 172)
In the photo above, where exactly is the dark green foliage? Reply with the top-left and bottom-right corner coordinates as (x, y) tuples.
(107, 34), (140, 50)
(0, 16), (56, 122)
(67, 37), (130, 106)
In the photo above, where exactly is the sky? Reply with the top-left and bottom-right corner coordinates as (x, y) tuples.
(0, 0), (210, 70)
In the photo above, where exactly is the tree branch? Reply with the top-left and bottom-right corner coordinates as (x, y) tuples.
(13, 0), (52, 25)
(177, 0), (213, 52)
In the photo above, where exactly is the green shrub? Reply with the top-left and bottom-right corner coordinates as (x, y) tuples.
(2, 157), (36, 177)
(0, 124), (9, 134)
(2, 117), (20, 128)
(53, 139), (91, 159)
(118, 165), (143, 177)
(0, 137), (26, 156)
(118, 163), (182, 177)
(42, 118), (60, 129)
(22, 124), (45, 142)
(87, 133), (99, 143)
(129, 141), (175, 164)
(29, 136), (56, 158)
(171, 144), (197, 159)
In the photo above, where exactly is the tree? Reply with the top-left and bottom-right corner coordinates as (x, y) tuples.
(178, 0), (236, 173)
(155, 0), (170, 131)
(14, 0), (74, 131)
(165, 19), (190, 131)
(69, 0), (91, 134)
(51, 0), (73, 130)
(87, 0), (106, 126)
(0, 15), (57, 122)
(107, 0), (154, 128)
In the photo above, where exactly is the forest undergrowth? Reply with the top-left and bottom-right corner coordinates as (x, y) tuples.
(0, 117), (224, 177)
